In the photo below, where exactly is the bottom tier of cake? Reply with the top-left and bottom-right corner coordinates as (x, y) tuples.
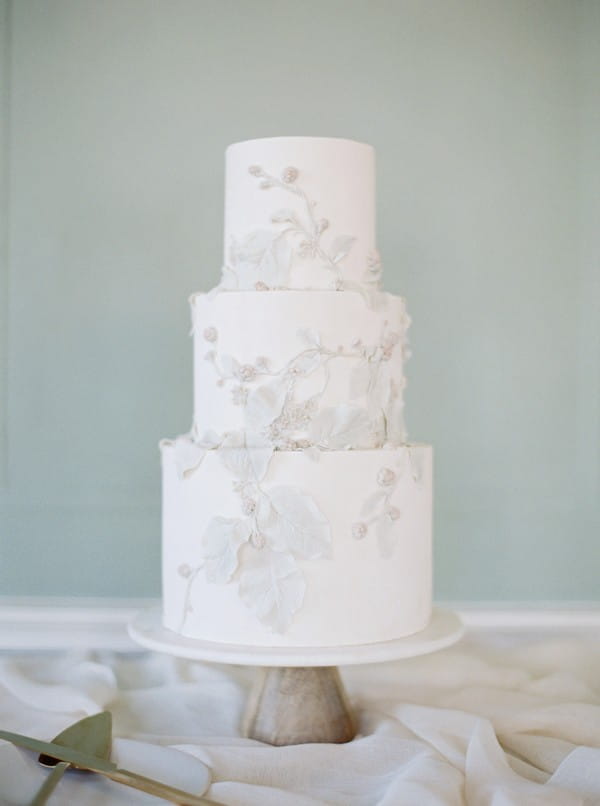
(161, 440), (432, 648)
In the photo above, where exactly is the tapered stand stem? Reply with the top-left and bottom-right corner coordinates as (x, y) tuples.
(243, 666), (357, 745)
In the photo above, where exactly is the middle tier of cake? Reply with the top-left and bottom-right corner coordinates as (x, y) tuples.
(192, 290), (409, 449)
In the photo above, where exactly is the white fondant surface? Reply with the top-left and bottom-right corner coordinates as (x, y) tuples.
(161, 443), (432, 648)
(160, 137), (434, 654)
(192, 290), (408, 447)
(223, 137), (376, 290)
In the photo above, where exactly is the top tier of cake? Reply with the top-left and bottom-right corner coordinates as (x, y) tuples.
(220, 137), (379, 293)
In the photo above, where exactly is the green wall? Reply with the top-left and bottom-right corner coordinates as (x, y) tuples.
(1, 0), (598, 601)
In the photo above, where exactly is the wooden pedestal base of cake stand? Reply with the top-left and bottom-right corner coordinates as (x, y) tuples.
(129, 607), (464, 746)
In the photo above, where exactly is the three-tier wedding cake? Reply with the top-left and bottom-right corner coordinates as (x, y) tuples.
(161, 137), (432, 648)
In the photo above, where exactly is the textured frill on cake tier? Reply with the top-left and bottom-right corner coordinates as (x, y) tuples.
(192, 289), (410, 451)
(161, 440), (432, 647)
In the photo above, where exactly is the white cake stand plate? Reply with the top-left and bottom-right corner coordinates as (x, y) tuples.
(129, 607), (463, 746)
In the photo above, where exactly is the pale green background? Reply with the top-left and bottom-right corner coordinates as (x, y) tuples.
(0, 0), (598, 601)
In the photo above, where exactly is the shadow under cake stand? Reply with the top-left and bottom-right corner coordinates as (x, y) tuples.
(129, 607), (463, 746)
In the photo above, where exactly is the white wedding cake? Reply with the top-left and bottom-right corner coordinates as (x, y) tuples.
(161, 137), (432, 648)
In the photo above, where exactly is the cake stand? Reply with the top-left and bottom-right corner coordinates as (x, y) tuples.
(129, 607), (463, 746)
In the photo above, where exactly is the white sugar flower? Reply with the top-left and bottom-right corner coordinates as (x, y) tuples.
(237, 364), (256, 383)
(377, 467), (396, 487)
(352, 522), (368, 540)
(281, 166), (298, 184)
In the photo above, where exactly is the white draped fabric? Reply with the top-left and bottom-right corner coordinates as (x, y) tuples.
(0, 632), (599, 805)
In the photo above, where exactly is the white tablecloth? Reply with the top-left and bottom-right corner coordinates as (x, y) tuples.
(1, 631), (599, 805)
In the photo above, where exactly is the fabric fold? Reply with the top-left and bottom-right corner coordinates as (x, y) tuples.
(0, 635), (598, 805)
